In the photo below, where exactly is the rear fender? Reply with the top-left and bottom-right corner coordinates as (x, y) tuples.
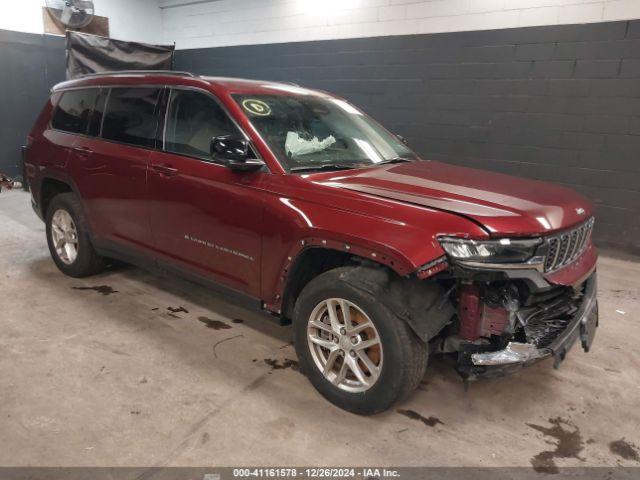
(36, 172), (95, 239)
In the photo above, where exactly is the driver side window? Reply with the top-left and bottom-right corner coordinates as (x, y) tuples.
(164, 89), (241, 162)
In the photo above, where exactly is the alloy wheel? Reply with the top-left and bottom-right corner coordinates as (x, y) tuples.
(51, 209), (79, 265)
(307, 298), (383, 393)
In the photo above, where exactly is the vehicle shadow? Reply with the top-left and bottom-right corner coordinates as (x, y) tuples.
(103, 261), (293, 343)
(25, 255), (291, 357)
(26, 255), (560, 416)
(104, 261), (562, 403)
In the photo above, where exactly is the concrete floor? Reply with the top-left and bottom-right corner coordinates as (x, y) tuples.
(1, 189), (639, 469)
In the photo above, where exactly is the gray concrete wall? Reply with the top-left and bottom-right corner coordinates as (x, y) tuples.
(175, 20), (640, 253)
(0, 30), (65, 179)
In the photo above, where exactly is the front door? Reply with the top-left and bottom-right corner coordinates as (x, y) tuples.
(146, 88), (265, 297)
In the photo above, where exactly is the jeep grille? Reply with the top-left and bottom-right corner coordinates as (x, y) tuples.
(544, 218), (594, 272)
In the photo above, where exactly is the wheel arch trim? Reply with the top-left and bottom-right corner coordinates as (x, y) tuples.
(267, 235), (419, 316)
(38, 171), (94, 239)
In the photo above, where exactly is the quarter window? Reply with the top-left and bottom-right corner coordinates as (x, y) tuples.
(51, 89), (99, 134)
(164, 89), (241, 161)
(101, 87), (162, 148)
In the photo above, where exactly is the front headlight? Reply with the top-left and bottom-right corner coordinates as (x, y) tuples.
(438, 237), (542, 264)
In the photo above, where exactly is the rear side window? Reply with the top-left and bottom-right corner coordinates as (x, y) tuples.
(101, 87), (162, 148)
(51, 89), (99, 134)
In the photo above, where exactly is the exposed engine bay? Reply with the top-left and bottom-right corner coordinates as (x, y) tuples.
(433, 268), (598, 380)
(338, 258), (597, 381)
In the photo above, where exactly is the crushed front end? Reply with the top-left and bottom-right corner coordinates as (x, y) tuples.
(430, 218), (598, 380)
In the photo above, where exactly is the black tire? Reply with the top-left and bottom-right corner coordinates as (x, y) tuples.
(293, 267), (428, 415)
(45, 192), (105, 277)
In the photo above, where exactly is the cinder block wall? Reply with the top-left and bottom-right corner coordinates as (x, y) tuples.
(176, 20), (640, 253)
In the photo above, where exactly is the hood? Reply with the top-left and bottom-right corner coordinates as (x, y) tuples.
(315, 161), (593, 236)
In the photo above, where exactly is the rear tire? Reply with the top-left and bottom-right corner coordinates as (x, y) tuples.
(293, 267), (428, 415)
(45, 193), (105, 278)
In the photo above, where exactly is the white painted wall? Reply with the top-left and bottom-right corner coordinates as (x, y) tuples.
(0, 0), (164, 44)
(160, 0), (640, 49)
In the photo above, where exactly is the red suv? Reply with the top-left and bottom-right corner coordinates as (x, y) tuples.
(26, 71), (598, 414)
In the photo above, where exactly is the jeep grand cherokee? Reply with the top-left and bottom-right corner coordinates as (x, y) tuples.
(25, 71), (598, 414)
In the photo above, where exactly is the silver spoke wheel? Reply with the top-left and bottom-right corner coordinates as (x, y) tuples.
(307, 298), (383, 393)
(51, 209), (79, 265)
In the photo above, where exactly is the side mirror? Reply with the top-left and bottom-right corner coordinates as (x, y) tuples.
(210, 135), (265, 172)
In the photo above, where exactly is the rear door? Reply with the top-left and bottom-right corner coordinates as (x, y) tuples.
(75, 86), (162, 251)
(146, 87), (265, 297)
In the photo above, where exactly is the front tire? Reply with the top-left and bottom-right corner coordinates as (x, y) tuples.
(293, 267), (428, 415)
(45, 193), (105, 277)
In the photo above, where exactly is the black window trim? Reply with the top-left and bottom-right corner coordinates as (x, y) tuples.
(49, 84), (167, 152)
(97, 87), (111, 138)
(48, 83), (268, 172)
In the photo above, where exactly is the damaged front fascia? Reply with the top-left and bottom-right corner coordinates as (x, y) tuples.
(458, 272), (598, 380)
(471, 342), (549, 365)
(339, 264), (455, 343)
(446, 260), (553, 290)
(415, 255), (449, 279)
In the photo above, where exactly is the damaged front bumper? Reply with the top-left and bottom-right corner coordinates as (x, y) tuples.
(458, 272), (598, 380)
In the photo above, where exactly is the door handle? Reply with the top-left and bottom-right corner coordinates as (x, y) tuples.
(73, 146), (93, 157)
(151, 164), (179, 177)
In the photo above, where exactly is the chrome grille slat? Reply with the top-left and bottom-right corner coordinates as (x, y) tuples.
(545, 238), (560, 271)
(558, 233), (571, 266)
(575, 225), (587, 256)
(567, 230), (579, 263)
(544, 218), (594, 272)
(553, 237), (564, 267)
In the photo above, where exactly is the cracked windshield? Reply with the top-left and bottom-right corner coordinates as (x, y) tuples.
(233, 92), (416, 172)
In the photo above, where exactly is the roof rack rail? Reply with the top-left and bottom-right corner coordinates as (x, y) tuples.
(78, 70), (196, 78)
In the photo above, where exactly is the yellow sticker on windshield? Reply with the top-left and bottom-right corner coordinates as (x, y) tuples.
(242, 99), (271, 116)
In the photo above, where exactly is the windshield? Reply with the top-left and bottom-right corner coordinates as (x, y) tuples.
(232, 93), (417, 171)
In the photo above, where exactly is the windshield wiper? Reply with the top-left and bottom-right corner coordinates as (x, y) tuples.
(290, 157), (412, 172)
(290, 163), (361, 173)
(377, 157), (414, 165)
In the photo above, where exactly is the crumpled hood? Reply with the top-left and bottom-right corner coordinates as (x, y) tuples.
(316, 161), (593, 236)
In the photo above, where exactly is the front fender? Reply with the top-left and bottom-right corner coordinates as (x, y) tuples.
(260, 193), (486, 311)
